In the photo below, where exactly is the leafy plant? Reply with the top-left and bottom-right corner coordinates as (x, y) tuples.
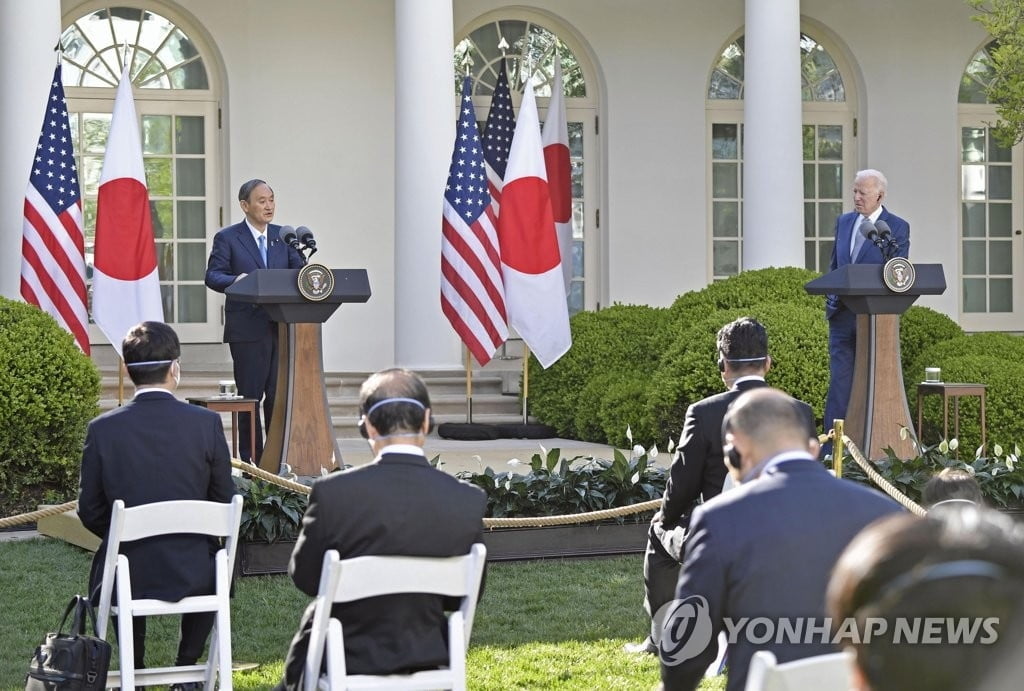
(233, 476), (309, 543)
(841, 435), (1024, 509)
(456, 446), (666, 523)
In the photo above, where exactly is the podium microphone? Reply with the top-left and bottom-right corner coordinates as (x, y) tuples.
(297, 226), (318, 258)
(859, 220), (886, 253)
(875, 219), (897, 257)
(281, 225), (302, 251)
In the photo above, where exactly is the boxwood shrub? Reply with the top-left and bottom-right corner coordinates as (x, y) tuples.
(898, 305), (964, 387)
(0, 298), (100, 516)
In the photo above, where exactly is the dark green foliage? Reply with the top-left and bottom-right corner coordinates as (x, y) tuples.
(647, 302), (828, 442)
(912, 334), (1024, 449)
(668, 267), (822, 321)
(898, 305), (965, 386)
(0, 298), (100, 515)
(527, 304), (670, 438)
(457, 447), (665, 522)
(234, 476), (309, 543)
(596, 376), (660, 449)
(842, 436), (1024, 509)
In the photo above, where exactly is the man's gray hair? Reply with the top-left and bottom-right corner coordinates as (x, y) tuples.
(855, 169), (888, 194)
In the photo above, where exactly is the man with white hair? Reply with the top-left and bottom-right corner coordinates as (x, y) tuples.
(823, 169), (910, 447)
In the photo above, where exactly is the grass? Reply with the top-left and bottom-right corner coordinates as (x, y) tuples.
(0, 538), (725, 690)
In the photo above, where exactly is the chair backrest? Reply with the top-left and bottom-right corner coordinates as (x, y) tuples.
(743, 649), (854, 691)
(95, 495), (243, 637)
(304, 543), (487, 690)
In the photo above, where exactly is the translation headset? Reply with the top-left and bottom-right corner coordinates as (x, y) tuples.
(717, 354), (768, 373)
(358, 397), (436, 440)
(720, 394), (807, 483)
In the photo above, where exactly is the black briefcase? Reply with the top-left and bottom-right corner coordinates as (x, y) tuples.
(25, 595), (111, 691)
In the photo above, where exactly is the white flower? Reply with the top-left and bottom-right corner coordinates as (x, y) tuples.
(631, 471), (641, 484)
(995, 443), (1004, 457)
(507, 458), (522, 467)
(649, 444), (659, 460)
(632, 444), (645, 459)
(976, 445), (984, 460)
(949, 438), (959, 452)
(626, 426), (633, 444)
(667, 437), (676, 454)
(1007, 454), (1017, 471)
(939, 440), (949, 454)
(539, 443), (548, 457)
(899, 426), (908, 441)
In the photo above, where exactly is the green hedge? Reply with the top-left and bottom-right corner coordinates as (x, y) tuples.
(668, 267), (822, 321)
(647, 302), (828, 443)
(527, 304), (669, 438)
(0, 298), (100, 515)
(898, 305), (965, 387)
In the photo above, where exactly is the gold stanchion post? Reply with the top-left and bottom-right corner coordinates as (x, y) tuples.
(834, 419), (845, 478)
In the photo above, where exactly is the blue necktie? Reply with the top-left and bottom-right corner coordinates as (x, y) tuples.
(258, 234), (267, 267)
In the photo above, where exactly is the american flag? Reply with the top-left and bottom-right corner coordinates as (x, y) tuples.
(482, 59), (516, 214)
(441, 76), (508, 365)
(20, 65), (90, 354)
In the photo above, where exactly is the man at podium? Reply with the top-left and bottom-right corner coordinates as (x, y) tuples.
(205, 179), (304, 462)
(823, 169), (910, 446)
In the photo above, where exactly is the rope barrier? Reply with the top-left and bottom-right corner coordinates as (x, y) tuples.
(0, 501), (78, 529)
(842, 434), (926, 517)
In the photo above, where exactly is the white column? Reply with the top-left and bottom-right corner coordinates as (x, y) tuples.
(394, 0), (461, 368)
(742, 0), (804, 269)
(0, 0), (62, 299)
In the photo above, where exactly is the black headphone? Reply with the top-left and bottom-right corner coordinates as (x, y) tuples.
(358, 397), (435, 440)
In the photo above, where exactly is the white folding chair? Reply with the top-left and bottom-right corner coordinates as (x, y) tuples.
(743, 649), (854, 691)
(303, 543), (487, 691)
(94, 495), (243, 689)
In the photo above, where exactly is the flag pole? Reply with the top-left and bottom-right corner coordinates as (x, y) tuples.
(522, 346), (530, 424)
(117, 356), (125, 406)
(465, 347), (474, 423)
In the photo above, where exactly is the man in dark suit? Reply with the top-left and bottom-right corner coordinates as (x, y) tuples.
(626, 317), (816, 655)
(659, 388), (902, 691)
(824, 169), (910, 445)
(276, 368), (487, 690)
(78, 321), (235, 679)
(205, 179), (305, 463)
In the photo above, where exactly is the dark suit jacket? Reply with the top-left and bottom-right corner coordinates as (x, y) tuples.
(204, 221), (305, 342)
(286, 452), (487, 679)
(660, 458), (902, 691)
(826, 207), (910, 319)
(78, 391), (236, 602)
(656, 380), (815, 558)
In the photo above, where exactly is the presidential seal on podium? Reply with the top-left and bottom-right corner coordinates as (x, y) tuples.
(297, 263), (334, 301)
(883, 257), (915, 293)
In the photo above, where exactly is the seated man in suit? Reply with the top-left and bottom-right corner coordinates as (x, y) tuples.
(625, 317), (815, 655)
(204, 179), (305, 463)
(77, 321), (236, 686)
(276, 368), (487, 690)
(659, 388), (902, 691)
(823, 169), (910, 449)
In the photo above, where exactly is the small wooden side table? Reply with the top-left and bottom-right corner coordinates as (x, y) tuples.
(916, 383), (987, 452)
(187, 396), (259, 461)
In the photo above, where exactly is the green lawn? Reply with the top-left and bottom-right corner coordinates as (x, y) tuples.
(1, 538), (725, 690)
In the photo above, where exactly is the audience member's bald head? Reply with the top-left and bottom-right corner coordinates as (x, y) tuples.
(723, 388), (815, 477)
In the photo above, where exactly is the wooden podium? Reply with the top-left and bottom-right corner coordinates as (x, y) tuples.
(806, 264), (945, 460)
(226, 269), (371, 475)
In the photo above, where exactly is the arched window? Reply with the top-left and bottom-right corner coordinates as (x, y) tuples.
(957, 41), (1021, 330)
(455, 16), (596, 315)
(707, 32), (853, 279)
(61, 5), (221, 343)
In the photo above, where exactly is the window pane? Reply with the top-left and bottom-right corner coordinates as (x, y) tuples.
(572, 201), (584, 239)
(818, 202), (842, 236)
(151, 200), (173, 239)
(572, 240), (584, 278)
(819, 240), (833, 270)
(713, 201), (739, 237)
(142, 115), (172, 154)
(176, 158), (205, 197)
(178, 200), (206, 239)
(713, 162), (738, 198)
(712, 124), (738, 160)
(713, 240), (739, 276)
(176, 116), (205, 154)
(82, 114), (111, 153)
(156, 242), (174, 281)
(962, 240), (986, 274)
(817, 125), (842, 160)
(963, 278), (986, 312)
(804, 202), (816, 237)
(962, 203), (986, 238)
(802, 125), (815, 160)
(81, 156), (104, 195)
(568, 281), (584, 316)
(803, 164), (815, 198)
(990, 241), (1012, 275)
(988, 166), (1011, 199)
(961, 128), (985, 163)
(990, 203), (1011, 237)
(145, 157), (173, 196)
(990, 279), (1013, 312)
(570, 160), (583, 198)
(804, 241), (816, 270)
(962, 165), (985, 200)
(178, 285), (207, 323)
(567, 122), (583, 157)
(160, 284), (174, 320)
(818, 164), (842, 198)
(989, 130), (1011, 163)
(178, 243), (207, 281)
